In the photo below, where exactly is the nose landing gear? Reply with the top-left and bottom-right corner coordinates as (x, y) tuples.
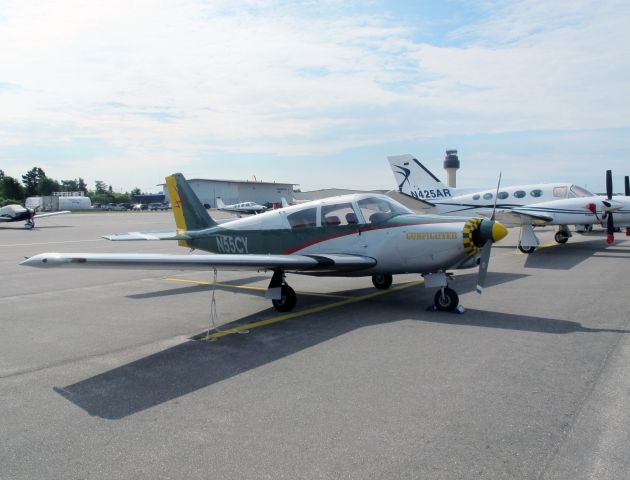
(434, 287), (459, 312)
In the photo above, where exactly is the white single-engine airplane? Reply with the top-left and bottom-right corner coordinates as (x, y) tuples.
(21, 173), (509, 312)
(388, 155), (630, 252)
(0, 204), (70, 229)
(216, 198), (268, 215)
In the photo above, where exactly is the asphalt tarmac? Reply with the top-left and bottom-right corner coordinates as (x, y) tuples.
(1, 211), (629, 480)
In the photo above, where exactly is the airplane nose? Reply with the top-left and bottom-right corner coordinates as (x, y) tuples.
(474, 219), (508, 247)
(492, 222), (508, 242)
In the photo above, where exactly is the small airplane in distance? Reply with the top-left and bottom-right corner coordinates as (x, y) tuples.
(21, 173), (509, 312)
(216, 198), (268, 215)
(0, 204), (70, 229)
(388, 155), (630, 252)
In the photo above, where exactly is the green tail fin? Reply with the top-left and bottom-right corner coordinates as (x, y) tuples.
(166, 173), (217, 232)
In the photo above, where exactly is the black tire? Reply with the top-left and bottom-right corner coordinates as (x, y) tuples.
(272, 285), (297, 312)
(554, 231), (569, 244)
(518, 244), (536, 254)
(434, 287), (459, 312)
(372, 274), (393, 290)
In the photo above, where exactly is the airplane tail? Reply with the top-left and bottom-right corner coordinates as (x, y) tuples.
(216, 197), (225, 209)
(166, 173), (217, 233)
(387, 154), (458, 201)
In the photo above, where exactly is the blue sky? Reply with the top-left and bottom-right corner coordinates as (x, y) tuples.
(1, 0), (629, 193)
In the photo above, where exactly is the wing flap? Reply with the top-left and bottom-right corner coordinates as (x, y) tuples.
(21, 252), (376, 273)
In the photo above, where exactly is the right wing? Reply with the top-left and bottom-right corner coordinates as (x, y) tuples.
(20, 252), (377, 274)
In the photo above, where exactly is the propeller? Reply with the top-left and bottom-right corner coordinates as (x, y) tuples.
(604, 170), (615, 244)
(476, 173), (505, 294)
(625, 176), (630, 237)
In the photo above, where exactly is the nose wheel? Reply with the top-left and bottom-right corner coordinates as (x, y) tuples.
(518, 243), (536, 254)
(434, 287), (459, 312)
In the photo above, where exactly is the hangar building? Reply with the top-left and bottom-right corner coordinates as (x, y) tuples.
(162, 178), (296, 208)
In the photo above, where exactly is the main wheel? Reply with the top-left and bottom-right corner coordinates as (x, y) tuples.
(518, 244), (536, 254)
(434, 287), (459, 312)
(272, 285), (297, 312)
(372, 274), (393, 290)
(554, 231), (569, 244)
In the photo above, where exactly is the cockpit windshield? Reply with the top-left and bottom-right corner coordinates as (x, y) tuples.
(357, 196), (412, 224)
(569, 185), (593, 198)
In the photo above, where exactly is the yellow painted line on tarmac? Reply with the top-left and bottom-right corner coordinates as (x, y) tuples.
(205, 279), (424, 340)
(164, 277), (352, 299)
(515, 241), (558, 255)
(0, 239), (104, 247)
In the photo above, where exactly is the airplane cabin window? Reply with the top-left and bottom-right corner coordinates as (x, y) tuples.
(472, 194), (480, 200)
(514, 190), (526, 198)
(483, 193), (493, 200)
(321, 203), (356, 227)
(530, 189), (543, 198)
(497, 192), (509, 200)
(357, 197), (410, 224)
(553, 186), (568, 198)
(287, 207), (317, 229)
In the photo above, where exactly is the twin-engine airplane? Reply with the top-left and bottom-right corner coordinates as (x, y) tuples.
(21, 173), (508, 312)
(388, 155), (630, 253)
(216, 198), (268, 215)
(0, 204), (70, 229)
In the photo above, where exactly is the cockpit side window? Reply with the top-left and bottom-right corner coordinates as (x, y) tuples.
(569, 185), (593, 198)
(287, 207), (317, 229)
(321, 203), (357, 227)
(553, 186), (568, 198)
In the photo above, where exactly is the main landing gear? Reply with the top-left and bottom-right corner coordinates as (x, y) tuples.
(272, 285), (297, 312)
(554, 230), (570, 244)
(267, 270), (297, 312)
(372, 274), (393, 290)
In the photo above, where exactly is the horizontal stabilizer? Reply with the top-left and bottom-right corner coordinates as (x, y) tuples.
(103, 231), (191, 241)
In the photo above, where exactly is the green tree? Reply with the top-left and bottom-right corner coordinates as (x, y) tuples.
(0, 169), (5, 180)
(22, 167), (46, 196)
(78, 177), (87, 193)
(0, 176), (25, 202)
(130, 187), (141, 196)
(60, 179), (79, 192)
(94, 181), (108, 194)
(37, 177), (61, 196)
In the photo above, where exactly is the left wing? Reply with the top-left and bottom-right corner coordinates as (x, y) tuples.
(20, 252), (377, 274)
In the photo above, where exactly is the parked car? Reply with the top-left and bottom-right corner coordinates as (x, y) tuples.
(148, 202), (168, 211)
(103, 203), (128, 211)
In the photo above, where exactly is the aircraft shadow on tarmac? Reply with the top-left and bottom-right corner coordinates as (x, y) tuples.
(127, 275), (271, 300)
(522, 237), (630, 270)
(52, 270), (626, 420)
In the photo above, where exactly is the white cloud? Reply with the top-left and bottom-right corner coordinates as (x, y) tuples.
(0, 0), (629, 190)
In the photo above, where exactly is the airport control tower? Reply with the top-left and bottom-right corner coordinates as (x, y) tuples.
(444, 149), (460, 188)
